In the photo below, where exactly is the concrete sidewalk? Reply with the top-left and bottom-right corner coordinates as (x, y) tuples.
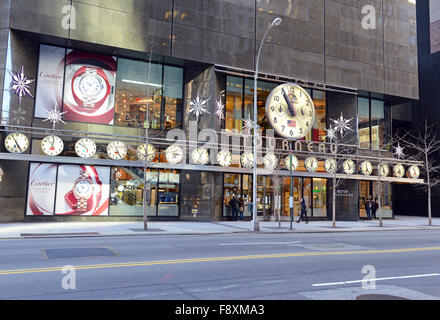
(0, 216), (439, 239)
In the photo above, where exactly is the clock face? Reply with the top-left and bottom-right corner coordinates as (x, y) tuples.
(324, 158), (337, 173)
(5, 133), (29, 154)
(74, 179), (93, 198)
(265, 83), (315, 139)
(41, 135), (64, 156)
(360, 161), (373, 176)
(79, 74), (104, 96)
(217, 149), (232, 167)
(379, 164), (389, 177)
(137, 143), (156, 161)
(393, 164), (405, 178)
(165, 144), (183, 164)
(107, 141), (127, 160)
(263, 153), (278, 170)
(191, 147), (209, 165)
(241, 152), (254, 168)
(284, 155), (299, 171)
(343, 159), (356, 175)
(407, 165), (420, 179)
(305, 157), (318, 173)
(75, 138), (96, 158)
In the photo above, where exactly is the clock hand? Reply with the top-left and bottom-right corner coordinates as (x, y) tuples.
(282, 88), (296, 117)
(12, 135), (23, 152)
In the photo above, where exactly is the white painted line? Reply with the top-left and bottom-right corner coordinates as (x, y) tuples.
(312, 273), (440, 287)
(218, 241), (302, 246)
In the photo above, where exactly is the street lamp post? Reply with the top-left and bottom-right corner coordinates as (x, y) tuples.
(252, 17), (282, 232)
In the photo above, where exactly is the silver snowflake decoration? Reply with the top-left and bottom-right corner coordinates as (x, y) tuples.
(11, 106), (26, 125)
(42, 104), (66, 129)
(242, 116), (260, 136)
(214, 97), (225, 122)
(393, 142), (405, 159)
(330, 112), (353, 137)
(325, 126), (337, 141)
(8, 66), (34, 105)
(188, 95), (210, 121)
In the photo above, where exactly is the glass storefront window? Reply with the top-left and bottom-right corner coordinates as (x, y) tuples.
(358, 97), (370, 149)
(163, 66), (183, 130)
(225, 76), (243, 132)
(109, 167), (179, 216)
(312, 178), (327, 217)
(358, 97), (390, 150)
(114, 59), (162, 129)
(157, 169), (179, 216)
(373, 182), (393, 218)
(311, 90), (326, 142)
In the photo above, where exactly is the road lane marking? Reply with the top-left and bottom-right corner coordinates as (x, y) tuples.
(1, 246), (440, 276)
(312, 273), (440, 287)
(218, 241), (302, 246)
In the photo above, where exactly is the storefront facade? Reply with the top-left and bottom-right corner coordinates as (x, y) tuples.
(0, 0), (419, 222)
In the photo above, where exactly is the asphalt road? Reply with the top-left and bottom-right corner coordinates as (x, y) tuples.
(1, 230), (440, 300)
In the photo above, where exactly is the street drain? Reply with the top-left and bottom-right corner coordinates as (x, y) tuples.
(43, 247), (119, 259)
(356, 294), (409, 300)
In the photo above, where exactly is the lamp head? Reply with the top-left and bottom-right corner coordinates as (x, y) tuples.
(271, 17), (282, 27)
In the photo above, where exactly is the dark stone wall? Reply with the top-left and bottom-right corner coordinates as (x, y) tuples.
(3, 0), (418, 99)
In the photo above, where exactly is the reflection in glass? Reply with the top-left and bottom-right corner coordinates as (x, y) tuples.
(358, 97), (370, 149)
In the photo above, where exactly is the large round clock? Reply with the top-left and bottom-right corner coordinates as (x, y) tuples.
(191, 147), (209, 165)
(324, 158), (337, 173)
(241, 152), (254, 168)
(217, 149), (232, 167)
(407, 165), (420, 179)
(263, 153), (278, 170)
(265, 82), (315, 139)
(393, 163), (405, 178)
(5, 132), (29, 154)
(284, 154), (299, 171)
(41, 135), (64, 156)
(360, 161), (373, 176)
(165, 144), (183, 164)
(342, 159), (356, 175)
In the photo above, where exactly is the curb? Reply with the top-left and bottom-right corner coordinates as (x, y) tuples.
(0, 226), (439, 240)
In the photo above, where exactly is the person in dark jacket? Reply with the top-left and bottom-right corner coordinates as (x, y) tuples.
(372, 198), (379, 219)
(365, 196), (372, 220)
(238, 197), (245, 221)
(228, 196), (239, 221)
(297, 197), (309, 224)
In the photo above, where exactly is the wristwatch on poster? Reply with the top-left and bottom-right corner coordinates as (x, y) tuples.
(72, 170), (94, 211)
(71, 66), (111, 110)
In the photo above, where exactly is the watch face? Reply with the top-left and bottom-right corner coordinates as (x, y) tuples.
(263, 153), (278, 170)
(305, 157), (318, 173)
(217, 149), (232, 167)
(74, 179), (93, 198)
(407, 165), (420, 179)
(107, 141), (127, 160)
(343, 159), (356, 175)
(5, 133), (29, 154)
(191, 147), (209, 165)
(265, 83), (315, 139)
(393, 164), (405, 178)
(284, 155), (299, 171)
(324, 158), (337, 173)
(137, 143), (156, 161)
(379, 164), (389, 177)
(360, 161), (373, 176)
(75, 138), (96, 158)
(165, 144), (183, 164)
(41, 135), (64, 156)
(241, 152), (254, 168)
(78, 74), (104, 96)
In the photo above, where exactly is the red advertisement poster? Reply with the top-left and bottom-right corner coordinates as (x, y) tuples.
(55, 165), (110, 216)
(62, 50), (117, 124)
(34, 45), (66, 118)
(26, 163), (57, 216)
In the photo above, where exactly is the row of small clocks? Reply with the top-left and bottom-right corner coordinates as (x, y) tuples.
(3, 133), (420, 179)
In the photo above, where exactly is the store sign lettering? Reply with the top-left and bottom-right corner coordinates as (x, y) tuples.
(281, 140), (337, 154)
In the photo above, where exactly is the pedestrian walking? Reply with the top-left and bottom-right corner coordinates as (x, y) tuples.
(228, 195), (239, 221)
(365, 196), (372, 220)
(372, 197), (378, 219)
(238, 197), (245, 221)
(297, 197), (309, 224)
